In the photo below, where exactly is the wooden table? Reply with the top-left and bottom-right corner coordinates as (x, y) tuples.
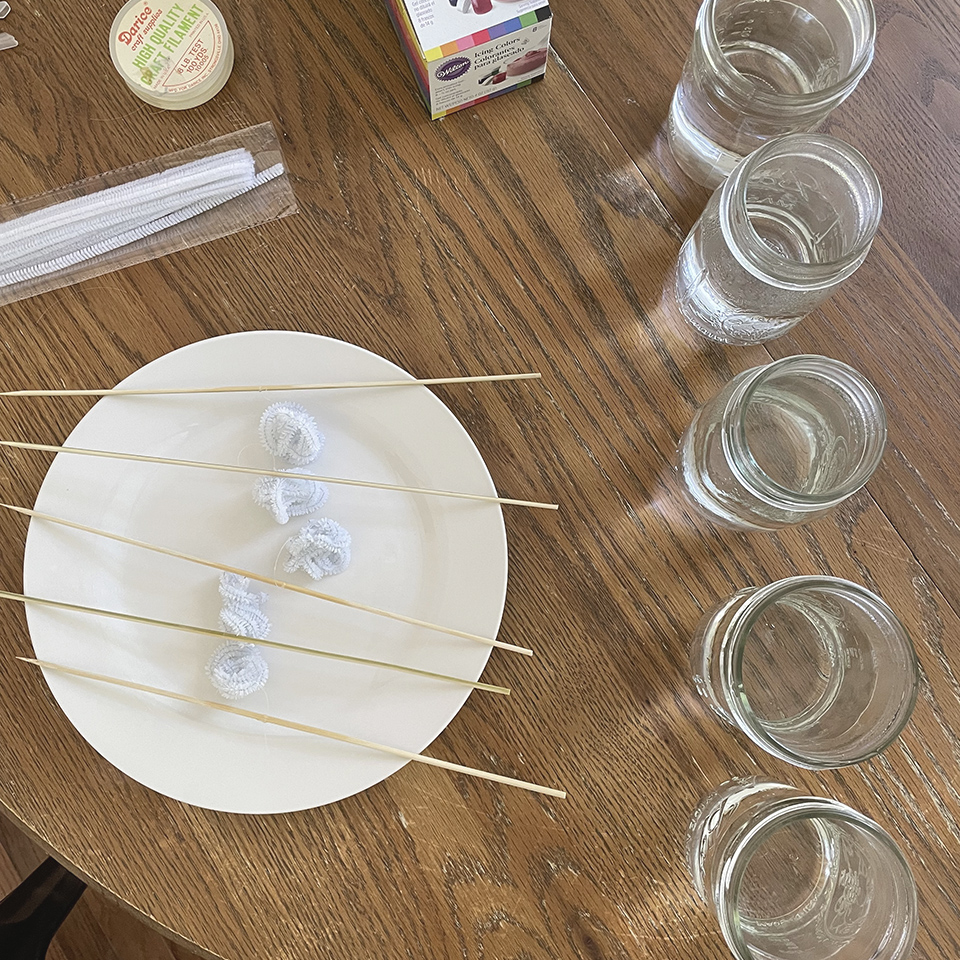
(1, 0), (959, 957)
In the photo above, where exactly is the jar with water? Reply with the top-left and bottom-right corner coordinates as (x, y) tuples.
(679, 355), (887, 529)
(687, 779), (918, 960)
(668, 0), (875, 187)
(674, 134), (881, 345)
(690, 577), (918, 768)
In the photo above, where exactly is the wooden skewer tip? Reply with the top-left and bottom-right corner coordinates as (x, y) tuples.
(0, 440), (559, 511)
(0, 372), (543, 398)
(17, 658), (564, 799)
(0, 503), (535, 657)
(0, 590), (509, 695)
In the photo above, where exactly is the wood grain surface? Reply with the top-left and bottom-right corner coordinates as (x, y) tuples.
(0, 0), (958, 959)
(0, 812), (202, 960)
(548, 0), (960, 611)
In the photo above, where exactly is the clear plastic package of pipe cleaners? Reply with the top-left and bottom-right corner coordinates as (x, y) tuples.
(0, 122), (296, 307)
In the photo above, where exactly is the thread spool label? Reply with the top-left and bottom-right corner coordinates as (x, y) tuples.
(112, 0), (225, 96)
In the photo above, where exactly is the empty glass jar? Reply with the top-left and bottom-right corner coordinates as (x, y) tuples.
(691, 577), (918, 767)
(679, 355), (887, 529)
(668, 0), (876, 187)
(675, 134), (882, 344)
(687, 779), (918, 960)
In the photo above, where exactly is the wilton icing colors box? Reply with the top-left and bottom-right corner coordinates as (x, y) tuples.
(383, 0), (551, 119)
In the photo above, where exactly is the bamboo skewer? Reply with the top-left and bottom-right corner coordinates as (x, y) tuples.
(1, 503), (534, 656)
(0, 590), (509, 695)
(0, 440), (559, 510)
(0, 373), (541, 398)
(19, 658), (565, 799)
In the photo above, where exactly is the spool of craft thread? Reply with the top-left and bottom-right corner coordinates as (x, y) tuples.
(110, 0), (234, 110)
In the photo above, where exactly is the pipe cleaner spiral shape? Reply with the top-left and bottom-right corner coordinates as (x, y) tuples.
(206, 641), (269, 700)
(253, 470), (329, 524)
(283, 518), (352, 580)
(259, 402), (324, 466)
(207, 573), (270, 699)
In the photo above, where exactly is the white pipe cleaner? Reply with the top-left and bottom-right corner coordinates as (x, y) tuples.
(1, 151), (254, 270)
(0, 150), (285, 289)
(253, 469), (329, 524)
(206, 642), (269, 701)
(284, 518), (351, 579)
(218, 571), (267, 610)
(207, 572), (270, 699)
(259, 402), (324, 466)
(218, 572), (271, 640)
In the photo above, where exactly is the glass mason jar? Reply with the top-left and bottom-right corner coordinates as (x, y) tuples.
(674, 134), (882, 345)
(679, 355), (886, 530)
(668, 0), (876, 187)
(691, 577), (918, 768)
(686, 779), (918, 960)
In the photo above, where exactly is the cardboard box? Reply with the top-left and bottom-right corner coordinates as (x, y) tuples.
(383, 0), (551, 119)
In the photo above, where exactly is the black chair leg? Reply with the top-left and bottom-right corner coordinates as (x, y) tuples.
(0, 857), (86, 960)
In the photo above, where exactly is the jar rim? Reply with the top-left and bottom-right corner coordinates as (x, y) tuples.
(722, 355), (887, 510)
(714, 798), (918, 960)
(719, 135), (882, 289)
(719, 576), (918, 767)
(699, 0), (877, 108)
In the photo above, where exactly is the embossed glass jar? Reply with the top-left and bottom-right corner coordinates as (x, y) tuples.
(687, 779), (918, 960)
(675, 134), (882, 345)
(690, 577), (918, 767)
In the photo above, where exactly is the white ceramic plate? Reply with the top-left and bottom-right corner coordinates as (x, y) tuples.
(23, 331), (507, 813)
